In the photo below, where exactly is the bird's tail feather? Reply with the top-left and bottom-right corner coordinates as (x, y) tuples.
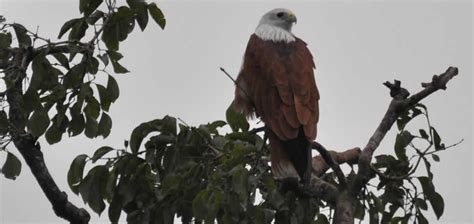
(268, 128), (312, 183)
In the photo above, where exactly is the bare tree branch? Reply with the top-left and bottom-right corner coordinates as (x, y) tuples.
(312, 142), (348, 188)
(352, 66), (459, 194)
(301, 175), (339, 205)
(312, 147), (361, 176)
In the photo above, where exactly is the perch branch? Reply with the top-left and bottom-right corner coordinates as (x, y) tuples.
(352, 66), (459, 194)
(300, 175), (339, 205)
(312, 142), (348, 188)
(312, 147), (361, 177)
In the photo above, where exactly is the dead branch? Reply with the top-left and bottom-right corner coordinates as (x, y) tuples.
(352, 66), (459, 194)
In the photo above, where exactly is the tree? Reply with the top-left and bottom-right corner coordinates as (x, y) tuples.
(0, 0), (165, 222)
(0, 1), (461, 224)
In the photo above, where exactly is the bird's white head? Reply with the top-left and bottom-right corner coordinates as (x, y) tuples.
(255, 8), (297, 43)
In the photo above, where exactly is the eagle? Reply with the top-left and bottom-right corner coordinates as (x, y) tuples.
(233, 8), (319, 184)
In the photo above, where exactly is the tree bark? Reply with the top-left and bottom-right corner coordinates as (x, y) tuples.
(333, 191), (355, 224)
(5, 49), (90, 224)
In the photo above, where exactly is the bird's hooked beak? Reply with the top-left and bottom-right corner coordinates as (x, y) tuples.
(288, 12), (297, 24)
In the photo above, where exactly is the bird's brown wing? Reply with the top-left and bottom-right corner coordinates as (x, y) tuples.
(234, 34), (319, 141)
(233, 34), (319, 181)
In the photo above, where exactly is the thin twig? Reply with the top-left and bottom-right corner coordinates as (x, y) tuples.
(219, 67), (252, 100)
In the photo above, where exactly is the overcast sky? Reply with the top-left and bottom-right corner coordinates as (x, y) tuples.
(0, 0), (472, 223)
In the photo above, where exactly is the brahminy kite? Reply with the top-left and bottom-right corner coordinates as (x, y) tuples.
(233, 8), (319, 184)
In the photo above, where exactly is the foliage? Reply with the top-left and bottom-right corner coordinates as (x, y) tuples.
(0, 0), (166, 180)
(361, 103), (453, 224)
(69, 103), (455, 223)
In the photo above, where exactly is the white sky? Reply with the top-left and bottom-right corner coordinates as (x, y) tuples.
(0, 0), (472, 223)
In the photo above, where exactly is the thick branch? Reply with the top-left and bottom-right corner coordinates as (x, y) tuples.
(13, 136), (90, 223)
(312, 147), (361, 176)
(5, 50), (90, 223)
(352, 67), (459, 194)
(311, 142), (349, 188)
(300, 175), (339, 205)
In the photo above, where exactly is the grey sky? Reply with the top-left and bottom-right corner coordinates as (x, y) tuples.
(0, 0), (472, 223)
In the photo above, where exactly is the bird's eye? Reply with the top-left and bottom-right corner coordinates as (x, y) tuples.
(276, 12), (285, 18)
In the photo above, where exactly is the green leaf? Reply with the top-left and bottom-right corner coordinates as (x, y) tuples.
(207, 120), (227, 134)
(354, 201), (366, 220)
(314, 214), (329, 224)
(58, 18), (81, 39)
(415, 198), (428, 210)
(22, 89), (41, 114)
(27, 105), (50, 137)
(96, 84), (111, 111)
(417, 212), (429, 224)
(1, 151), (22, 180)
(45, 124), (62, 144)
(68, 18), (88, 41)
(0, 32), (12, 48)
(419, 129), (429, 139)
(418, 176), (444, 218)
(86, 10), (104, 25)
(431, 127), (444, 150)
(30, 55), (46, 91)
(422, 157), (433, 180)
(107, 75), (120, 102)
(52, 53), (70, 69)
(108, 194), (123, 223)
(63, 63), (87, 88)
(135, 2), (149, 31)
(431, 154), (440, 162)
(429, 192), (445, 219)
(111, 60), (129, 73)
(102, 23), (119, 50)
(79, 166), (107, 215)
(231, 165), (249, 205)
(255, 207), (275, 224)
(115, 7), (135, 41)
(394, 131), (413, 162)
(84, 114), (99, 138)
(92, 146), (114, 163)
(12, 23), (31, 47)
(226, 103), (249, 132)
(0, 110), (9, 135)
(192, 189), (209, 220)
(97, 112), (112, 138)
(84, 97), (100, 119)
(80, 0), (102, 17)
(97, 53), (109, 66)
(68, 114), (85, 137)
(148, 3), (166, 29)
(67, 154), (88, 194)
(101, 7), (134, 51)
(106, 51), (129, 73)
(87, 56), (99, 74)
(130, 118), (176, 153)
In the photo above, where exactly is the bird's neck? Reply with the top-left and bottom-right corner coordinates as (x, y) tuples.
(255, 24), (295, 43)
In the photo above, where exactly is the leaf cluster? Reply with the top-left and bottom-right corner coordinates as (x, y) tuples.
(0, 0), (165, 180)
(356, 103), (452, 224)
(68, 105), (329, 224)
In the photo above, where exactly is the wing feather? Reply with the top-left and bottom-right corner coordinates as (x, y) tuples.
(234, 34), (319, 141)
